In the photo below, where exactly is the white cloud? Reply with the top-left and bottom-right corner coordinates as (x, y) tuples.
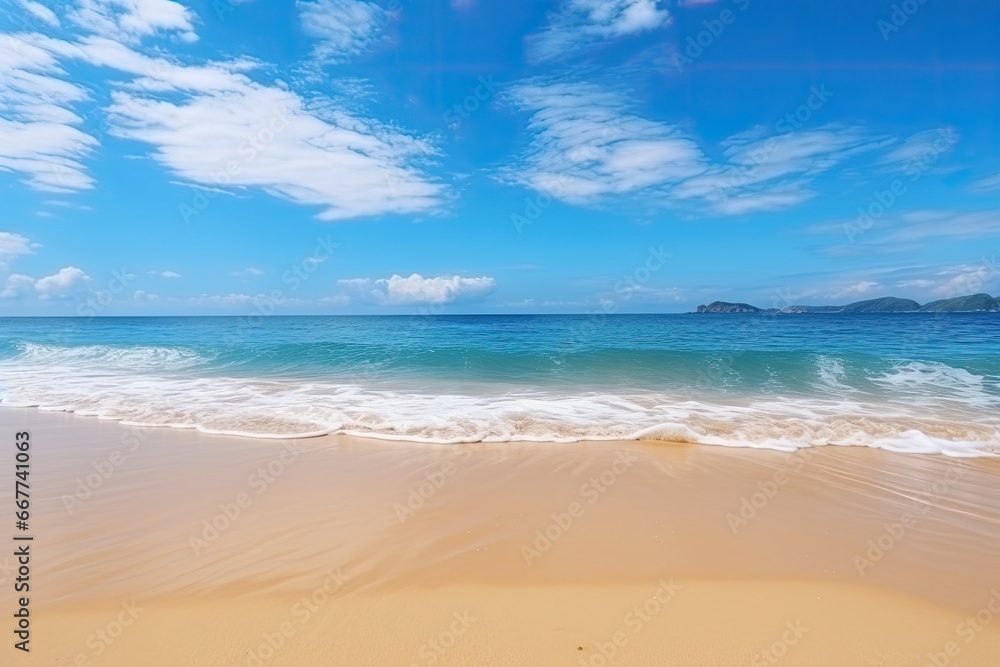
(0, 232), (38, 259)
(298, 0), (391, 61)
(501, 81), (882, 215)
(229, 267), (265, 277)
(34, 265), (90, 295)
(528, 0), (670, 63)
(69, 0), (198, 43)
(62, 36), (253, 93)
(2, 265), (93, 298)
(1, 274), (35, 298)
(814, 210), (1000, 257)
(896, 279), (933, 289)
(148, 269), (181, 278)
(830, 280), (878, 299)
(725, 126), (860, 171)
(884, 210), (1000, 244)
(339, 273), (496, 305)
(19, 1), (61, 27)
(169, 180), (238, 196)
(132, 289), (161, 302)
(500, 81), (705, 204)
(0, 34), (98, 192)
(932, 265), (996, 297)
(107, 85), (446, 220)
(681, 123), (881, 212)
(879, 127), (957, 171)
(3, 32), (446, 218)
(708, 188), (813, 216)
(43, 199), (92, 210)
(970, 171), (1000, 193)
(79, 42), (447, 220)
(812, 263), (1000, 302)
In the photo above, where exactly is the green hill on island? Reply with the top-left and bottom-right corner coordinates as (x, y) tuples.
(694, 301), (771, 313)
(839, 297), (922, 313)
(918, 293), (1000, 312)
(694, 293), (1000, 313)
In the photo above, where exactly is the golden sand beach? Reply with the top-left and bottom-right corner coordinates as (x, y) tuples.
(4, 408), (1000, 666)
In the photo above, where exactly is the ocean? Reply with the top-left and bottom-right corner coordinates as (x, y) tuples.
(1, 314), (998, 456)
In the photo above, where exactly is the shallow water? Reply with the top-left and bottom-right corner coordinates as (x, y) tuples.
(1, 314), (998, 454)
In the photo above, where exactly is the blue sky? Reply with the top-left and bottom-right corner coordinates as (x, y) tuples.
(0, 0), (998, 315)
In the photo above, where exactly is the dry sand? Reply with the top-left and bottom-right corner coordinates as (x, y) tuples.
(2, 407), (1000, 666)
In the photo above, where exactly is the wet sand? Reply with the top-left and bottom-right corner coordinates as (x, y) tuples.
(3, 408), (1000, 666)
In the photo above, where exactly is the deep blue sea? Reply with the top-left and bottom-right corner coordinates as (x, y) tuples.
(1, 314), (998, 456)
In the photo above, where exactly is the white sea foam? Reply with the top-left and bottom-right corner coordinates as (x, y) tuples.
(872, 361), (999, 408)
(15, 342), (211, 370)
(1, 352), (997, 457)
(814, 355), (857, 395)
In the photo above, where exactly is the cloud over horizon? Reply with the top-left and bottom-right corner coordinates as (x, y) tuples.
(339, 273), (496, 305)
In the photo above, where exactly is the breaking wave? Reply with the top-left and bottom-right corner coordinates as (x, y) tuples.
(1, 342), (997, 457)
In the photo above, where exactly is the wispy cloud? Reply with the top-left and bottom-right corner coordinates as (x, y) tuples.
(298, 0), (393, 62)
(969, 171), (1000, 193)
(168, 180), (239, 196)
(500, 80), (704, 203)
(501, 80), (885, 215)
(0, 34), (99, 192)
(338, 273), (496, 305)
(18, 1), (60, 27)
(108, 86), (446, 220)
(878, 127), (957, 172)
(1, 10), (446, 220)
(829, 280), (878, 299)
(21, 34), (447, 220)
(880, 262), (999, 299)
(811, 210), (1000, 257)
(229, 267), (265, 277)
(69, 0), (198, 43)
(148, 270), (181, 278)
(527, 0), (670, 63)
(102, 60), (445, 219)
(929, 265), (994, 297)
(763, 260), (999, 306)
(678, 123), (884, 213)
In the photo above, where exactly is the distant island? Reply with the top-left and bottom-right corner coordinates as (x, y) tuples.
(694, 293), (1000, 314)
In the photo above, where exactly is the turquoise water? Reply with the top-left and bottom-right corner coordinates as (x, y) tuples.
(0, 314), (998, 455)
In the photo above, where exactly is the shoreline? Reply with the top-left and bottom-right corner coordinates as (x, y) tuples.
(2, 401), (997, 457)
(5, 408), (1000, 665)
